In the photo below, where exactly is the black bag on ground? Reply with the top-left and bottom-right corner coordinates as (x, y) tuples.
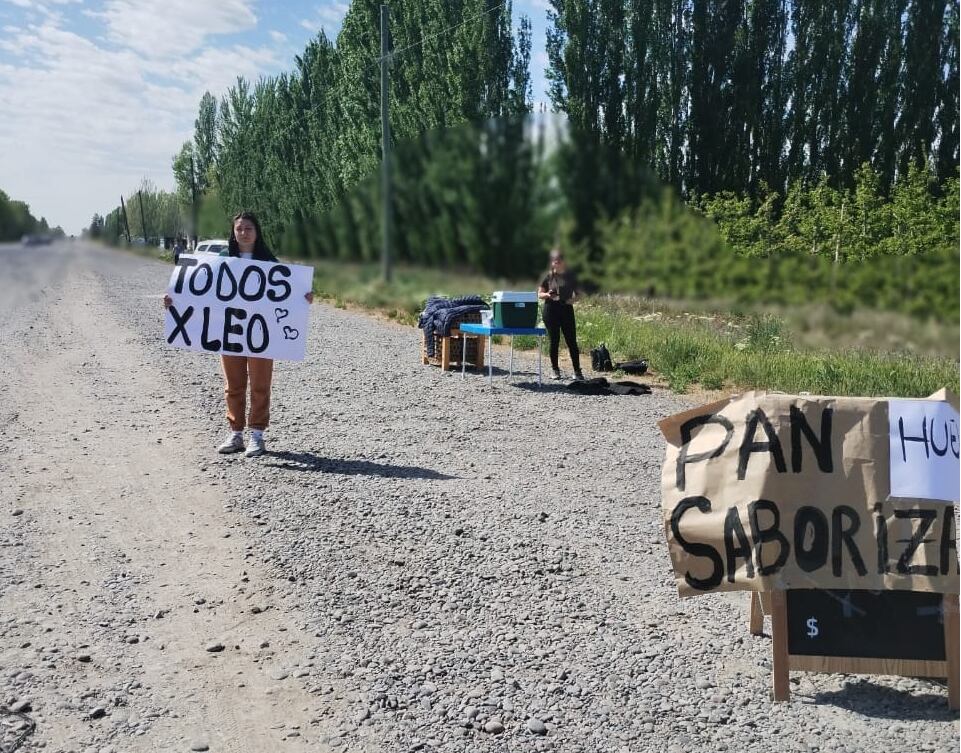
(591, 343), (614, 372)
(566, 378), (651, 396)
(615, 358), (648, 376)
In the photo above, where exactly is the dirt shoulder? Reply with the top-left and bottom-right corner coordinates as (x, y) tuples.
(0, 242), (345, 752)
(2, 243), (954, 753)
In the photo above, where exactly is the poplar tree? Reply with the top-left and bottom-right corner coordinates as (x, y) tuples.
(193, 92), (218, 194)
(936, 1), (959, 180)
(897, 0), (948, 177)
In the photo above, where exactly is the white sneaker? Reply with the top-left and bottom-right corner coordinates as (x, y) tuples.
(217, 432), (245, 454)
(551, 368), (563, 380)
(246, 432), (266, 458)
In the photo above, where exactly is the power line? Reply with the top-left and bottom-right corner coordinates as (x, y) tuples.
(174, 4), (517, 152)
(300, 0), (511, 91)
(375, 0), (505, 284)
(387, 1), (509, 60)
(264, 2), (513, 130)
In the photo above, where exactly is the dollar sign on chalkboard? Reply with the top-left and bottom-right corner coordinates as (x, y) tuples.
(806, 617), (819, 638)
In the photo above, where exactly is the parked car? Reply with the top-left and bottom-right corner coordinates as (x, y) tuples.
(195, 239), (229, 255)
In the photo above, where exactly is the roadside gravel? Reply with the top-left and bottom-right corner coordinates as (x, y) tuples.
(2, 243), (956, 753)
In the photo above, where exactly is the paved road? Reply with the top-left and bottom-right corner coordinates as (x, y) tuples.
(0, 241), (956, 753)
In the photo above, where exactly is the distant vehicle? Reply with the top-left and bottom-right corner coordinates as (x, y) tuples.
(195, 239), (229, 255)
(21, 234), (53, 246)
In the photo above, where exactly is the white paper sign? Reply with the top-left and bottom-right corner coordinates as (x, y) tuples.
(888, 399), (960, 503)
(164, 254), (314, 362)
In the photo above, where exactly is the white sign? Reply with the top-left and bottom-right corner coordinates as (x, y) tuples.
(164, 254), (314, 362)
(888, 399), (960, 503)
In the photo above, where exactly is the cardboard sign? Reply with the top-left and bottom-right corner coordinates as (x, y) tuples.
(164, 254), (314, 362)
(889, 399), (960, 503)
(659, 391), (960, 597)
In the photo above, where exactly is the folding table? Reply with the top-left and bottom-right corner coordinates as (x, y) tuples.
(457, 323), (548, 387)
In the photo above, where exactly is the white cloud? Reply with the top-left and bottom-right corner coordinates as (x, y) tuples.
(93, 0), (258, 59)
(5, 0), (73, 21)
(268, 29), (286, 43)
(299, 1), (348, 34)
(0, 4), (286, 233)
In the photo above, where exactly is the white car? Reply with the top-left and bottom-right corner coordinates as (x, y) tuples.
(195, 239), (229, 255)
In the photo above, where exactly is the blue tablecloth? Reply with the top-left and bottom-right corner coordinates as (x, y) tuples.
(459, 324), (546, 337)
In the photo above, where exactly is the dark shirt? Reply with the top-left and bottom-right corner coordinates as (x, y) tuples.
(539, 270), (578, 305)
(220, 247), (279, 263)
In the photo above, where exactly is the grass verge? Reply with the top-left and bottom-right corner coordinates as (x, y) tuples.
(573, 303), (958, 397)
(309, 258), (535, 326)
(307, 258), (961, 398)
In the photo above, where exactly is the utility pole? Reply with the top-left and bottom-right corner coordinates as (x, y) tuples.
(137, 189), (148, 243)
(380, 3), (392, 283)
(189, 154), (199, 250)
(120, 196), (131, 243)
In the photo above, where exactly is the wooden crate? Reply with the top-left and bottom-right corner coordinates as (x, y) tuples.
(422, 330), (486, 370)
(421, 311), (485, 371)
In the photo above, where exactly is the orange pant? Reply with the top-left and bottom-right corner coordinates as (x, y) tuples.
(221, 355), (274, 431)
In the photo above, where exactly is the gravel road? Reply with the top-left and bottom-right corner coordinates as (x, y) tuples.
(1, 241), (956, 753)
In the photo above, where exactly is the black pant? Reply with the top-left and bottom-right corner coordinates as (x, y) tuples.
(543, 302), (580, 372)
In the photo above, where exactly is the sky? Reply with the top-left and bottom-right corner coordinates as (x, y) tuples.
(0, 0), (552, 235)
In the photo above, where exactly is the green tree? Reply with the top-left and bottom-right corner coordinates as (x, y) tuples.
(936, 0), (959, 180)
(785, 0), (854, 186)
(897, 0), (947, 178)
(0, 189), (53, 241)
(686, 0), (743, 194)
(172, 141), (196, 206)
(888, 161), (944, 255)
(842, 0), (893, 186)
(88, 214), (104, 238)
(193, 92), (218, 194)
(848, 162), (889, 259)
(216, 77), (256, 221)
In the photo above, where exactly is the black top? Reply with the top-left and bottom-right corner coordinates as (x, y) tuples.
(539, 270), (578, 304)
(221, 247), (278, 263)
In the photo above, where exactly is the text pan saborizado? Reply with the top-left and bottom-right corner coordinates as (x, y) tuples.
(658, 390), (960, 598)
(164, 254), (314, 362)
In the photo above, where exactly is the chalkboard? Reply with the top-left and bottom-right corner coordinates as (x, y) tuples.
(786, 589), (946, 661)
(750, 589), (958, 706)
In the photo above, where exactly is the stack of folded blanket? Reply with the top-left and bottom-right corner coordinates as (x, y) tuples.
(418, 295), (487, 357)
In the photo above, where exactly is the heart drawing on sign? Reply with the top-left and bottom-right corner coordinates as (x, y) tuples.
(282, 326), (299, 341)
(274, 307), (289, 323)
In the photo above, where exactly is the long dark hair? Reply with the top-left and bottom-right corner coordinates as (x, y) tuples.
(228, 211), (272, 260)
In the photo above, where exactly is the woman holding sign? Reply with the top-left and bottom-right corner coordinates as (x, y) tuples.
(164, 212), (313, 458)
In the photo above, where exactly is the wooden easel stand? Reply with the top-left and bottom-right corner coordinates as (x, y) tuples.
(749, 590), (959, 709)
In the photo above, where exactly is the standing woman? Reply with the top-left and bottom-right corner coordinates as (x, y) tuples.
(164, 211), (313, 457)
(538, 248), (584, 381)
